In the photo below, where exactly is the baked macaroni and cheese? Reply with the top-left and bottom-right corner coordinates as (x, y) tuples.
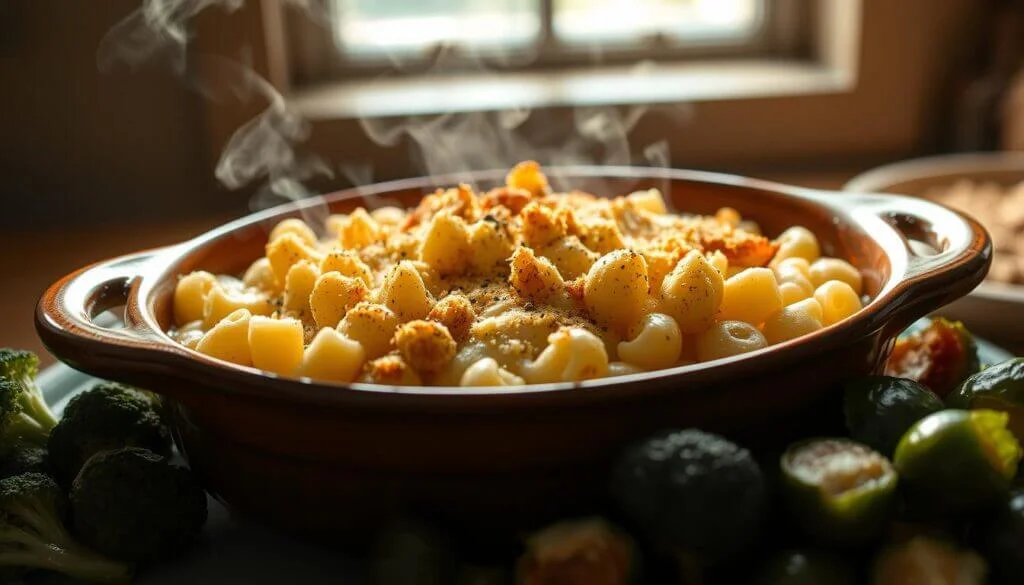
(171, 162), (866, 386)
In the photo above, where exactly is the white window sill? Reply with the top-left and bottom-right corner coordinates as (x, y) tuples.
(289, 59), (855, 120)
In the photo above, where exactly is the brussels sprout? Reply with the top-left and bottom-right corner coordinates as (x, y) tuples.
(780, 438), (898, 547)
(885, 317), (980, 398)
(971, 489), (1024, 585)
(515, 517), (637, 585)
(457, 565), (511, 585)
(949, 358), (1024, 444)
(755, 549), (858, 585)
(845, 376), (944, 457)
(872, 536), (986, 585)
(610, 429), (765, 569)
(369, 519), (457, 585)
(894, 409), (1022, 517)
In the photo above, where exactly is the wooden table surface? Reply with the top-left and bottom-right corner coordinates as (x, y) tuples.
(5, 169), (1017, 368)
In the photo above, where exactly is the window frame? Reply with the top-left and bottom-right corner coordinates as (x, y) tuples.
(283, 0), (814, 88)
(195, 0), (988, 190)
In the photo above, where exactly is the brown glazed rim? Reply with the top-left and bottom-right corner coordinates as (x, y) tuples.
(36, 166), (991, 410)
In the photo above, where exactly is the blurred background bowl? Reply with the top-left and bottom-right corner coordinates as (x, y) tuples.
(845, 152), (1024, 350)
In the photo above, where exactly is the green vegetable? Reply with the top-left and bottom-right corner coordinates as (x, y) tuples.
(515, 517), (637, 585)
(845, 376), (944, 457)
(894, 409), (1022, 517)
(0, 446), (48, 480)
(0, 349), (58, 454)
(457, 565), (511, 585)
(972, 489), (1024, 585)
(370, 518), (458, 585)
(872, 536), (986, 585)
(780, 438), (897, 547)
(48, 382), (172, 486)
(70, 447), (208, 564)
(610, 429), (765, 571)
(755, 549), (857, 585)
(0, 472), (132, 583)
(949, 357), (1024, 444)
(885, 317), (980, 398)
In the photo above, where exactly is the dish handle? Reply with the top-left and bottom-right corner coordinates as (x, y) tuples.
(832, 191), (992, 336)
(35, 248), (189, 383)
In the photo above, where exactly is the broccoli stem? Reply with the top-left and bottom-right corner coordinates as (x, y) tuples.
(0, 522), (132, 584)
(0, 496), (133, 583)
(1, 414), (51, 448)
(0, 543), (132, 584)
(16, 379), (57, 431)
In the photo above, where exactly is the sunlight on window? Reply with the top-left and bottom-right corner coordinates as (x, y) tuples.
(332, 0), (540, 57)
(330, 0), (762, 60)
(554, 0), (762, 46)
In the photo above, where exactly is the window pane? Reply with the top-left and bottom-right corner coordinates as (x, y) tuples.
(331, 0), (540, 58)
(554, 0), (762, 46)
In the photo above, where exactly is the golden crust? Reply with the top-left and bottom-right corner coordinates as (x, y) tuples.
(696, 221), (778, 267)
(427, 294), (475, 343)
(179, 162), (794, 384)
(480, 186), (532, 215)
(394, 319), (457, 374)
(362, 354), (422, 386)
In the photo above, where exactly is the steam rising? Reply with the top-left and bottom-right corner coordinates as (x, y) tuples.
(357, 51), (690, 196)
(98, 0), (244, 73)
(99, 0), (333, 227)
(99, 1), (689, 222)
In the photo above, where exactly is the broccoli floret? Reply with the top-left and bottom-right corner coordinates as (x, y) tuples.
(48, 382), (171, 486)
(0, 446), (49, 480)
(71, 447), (208, 564)
(0, 472), (132, 583)
(0, 350), (58, 454)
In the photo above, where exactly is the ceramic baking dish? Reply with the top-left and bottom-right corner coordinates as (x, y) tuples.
(36, 167), (991, 545)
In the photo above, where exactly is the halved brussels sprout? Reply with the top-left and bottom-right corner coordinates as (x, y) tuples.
(872, 536), (987, 585)
(781, 438), (898, 547)
(894, 409), (1022, 517)
(515, 517), (637, 585)
(885, 317), (981, 398)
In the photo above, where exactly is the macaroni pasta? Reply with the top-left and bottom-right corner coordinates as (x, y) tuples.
(171, 162), (867, 386)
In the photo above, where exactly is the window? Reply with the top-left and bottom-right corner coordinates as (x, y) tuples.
(331, 0), (542, 58)
(552, 0), (761, 46)
(200, 2), (980, 191)
(288, 0), (801, 85)
(330, 0), (762, 59)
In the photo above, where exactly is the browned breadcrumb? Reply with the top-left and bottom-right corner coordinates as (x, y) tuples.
(564, 276), (587, 308)
(509, 247), (564, 304)
(362, 354), (423, 386)
(393, 320), (458, 374)
(520, 201), (572, 249)
(506, 160), (550, 198)
(427, 294), (476, 343)
(697, 222), (777, 267)
(576, 218), (626, 255)
(481, 186), (532, 215)
(404, 184), (481, 230)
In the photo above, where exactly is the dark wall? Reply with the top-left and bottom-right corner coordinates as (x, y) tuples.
(0, 1), (236, 228)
